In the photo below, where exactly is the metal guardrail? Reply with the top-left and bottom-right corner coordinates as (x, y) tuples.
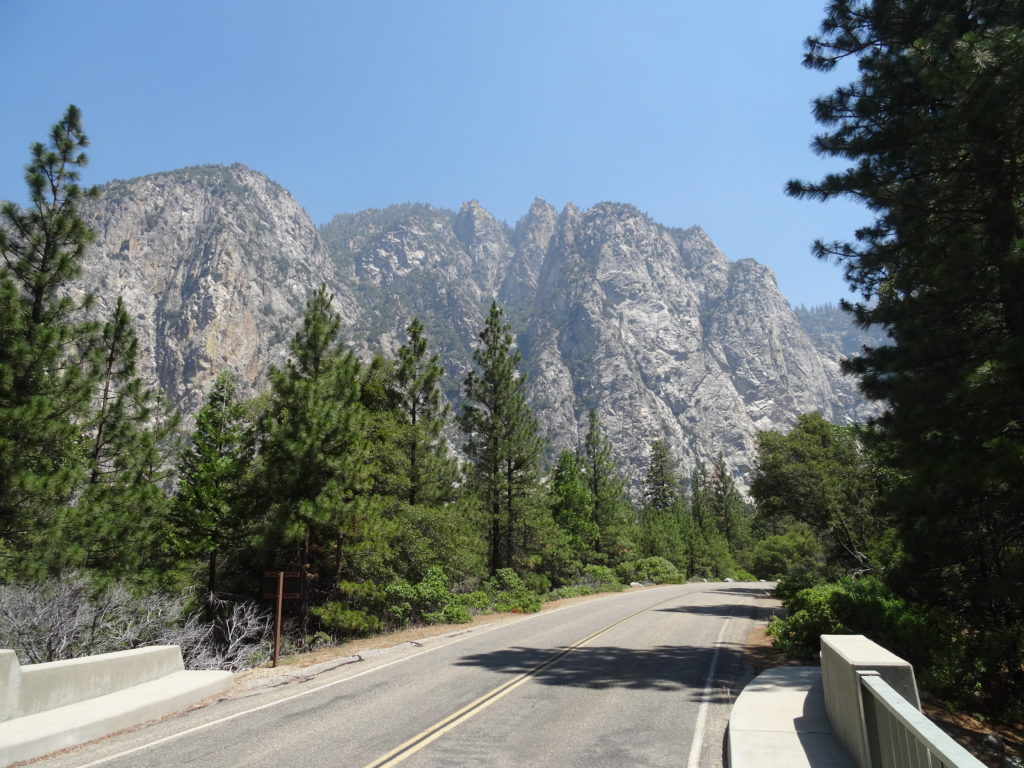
(858, 672), (984, 768)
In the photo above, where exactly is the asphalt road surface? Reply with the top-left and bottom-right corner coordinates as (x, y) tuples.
(32, 582), (777, 768)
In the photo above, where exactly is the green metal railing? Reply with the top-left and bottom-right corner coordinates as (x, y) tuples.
(858, 672), (984, 768)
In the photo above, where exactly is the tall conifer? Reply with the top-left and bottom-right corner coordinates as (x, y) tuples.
(581, 410), (633, 563)
(460, 302), (542, 575)
(393, 317), (456, 507)
(72, 297), (179, 579)
(790, 0), (1024, 706)
(173, 371), (252, 595)
(0, 106), (100, 568)
(639, 440), (686, 566)
(257, 285), (373, 597)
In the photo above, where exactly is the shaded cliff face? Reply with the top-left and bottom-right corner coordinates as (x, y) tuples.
(75, 164), (875, 484)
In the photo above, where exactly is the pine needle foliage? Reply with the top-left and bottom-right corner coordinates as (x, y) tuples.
(789, 0), (1024, 711)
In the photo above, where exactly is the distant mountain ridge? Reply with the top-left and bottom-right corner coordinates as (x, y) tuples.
(74, 163), (881, 485)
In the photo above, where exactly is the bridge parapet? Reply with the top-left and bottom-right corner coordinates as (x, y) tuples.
(821, 634), (920, 767)
(821, 634), (982, 768)
(730, 635), (985, 768)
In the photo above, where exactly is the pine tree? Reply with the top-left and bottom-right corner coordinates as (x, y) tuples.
(0, 106), (100, 569)
(71, 297), (179, 580)
(549, 449), (597, 564)
(382, 319), (477, 581)
(638, 440), (686, 566)
(749, 413), (885, 572)
(392, 318), (457, 508)
(257, 285), (374, 598)
(789, 0), (1024, 707)
(172, 371), (252, 595)
(460, 301), (543, 575)
(707, 454), (749, 552)
(580, 410), (633, 564)
(688, 463), (731, 578)
(640, 440), (678, 526)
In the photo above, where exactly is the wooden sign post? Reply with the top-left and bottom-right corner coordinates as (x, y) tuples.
(262, 571), (301, 667)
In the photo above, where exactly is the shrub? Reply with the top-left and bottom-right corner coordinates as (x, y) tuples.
(454, 590), (490, 614)
(545, 585), (595, 601)
(579, 565), (623, 592)
(312, 602), (383, 638)
(617, 557), (680, 584)
(519, 571), (551, 596)
(312, 579), (385, 639)
(483, 569), (542, 613)
(768, 576), (931, 662)
(382, 567), (472, 628)
(774, 570), (820, 602)
(750, 527), (822, 580)
(724, 567), (758, 582)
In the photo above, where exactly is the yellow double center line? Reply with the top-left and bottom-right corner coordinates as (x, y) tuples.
(361, 595), (683, 768)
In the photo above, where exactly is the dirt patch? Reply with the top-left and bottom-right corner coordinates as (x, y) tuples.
(740, 621), (1024, 767)
(742, 620), (808, 675)
(919, 700), (1023, 768)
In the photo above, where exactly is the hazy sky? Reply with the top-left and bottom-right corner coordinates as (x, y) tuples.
(0, 1), (868, 308)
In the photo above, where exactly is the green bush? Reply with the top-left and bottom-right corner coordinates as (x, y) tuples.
(424, 602), (472, 625)
(311, 602), (383, 638)
(454, 590), (489, 614)
(617, 557), (680, 584)
(382, 567), (472, 629)
(544, 585), (596, 602)
(751, 527), (822, 580)
(519, 571), (551, 596)
(483, 569), (542, 613)
(579, 564), (623, 592)
(774, 570), (820, 602)
(768, 576), (931, 662)
(724, 567), (758, 582)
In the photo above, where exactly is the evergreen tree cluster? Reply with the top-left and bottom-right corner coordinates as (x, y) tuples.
(0, 108), (766, 656)
(755, 0), (1024, 715)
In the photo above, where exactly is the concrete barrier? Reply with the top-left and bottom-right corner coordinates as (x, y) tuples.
(15, 645), (185, 718)
(820, 634), (919, 768)
(0, 652), (18, 723)
(0, 646), (233, 766)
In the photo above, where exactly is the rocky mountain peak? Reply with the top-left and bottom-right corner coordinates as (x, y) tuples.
(71, 169), (877, 488)
(78, 163), (348, 415)
(501, 198), (558, 304)
(453, 200), (512, 294)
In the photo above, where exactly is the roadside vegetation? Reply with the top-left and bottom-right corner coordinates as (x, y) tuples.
(751, 0), (1024, 722)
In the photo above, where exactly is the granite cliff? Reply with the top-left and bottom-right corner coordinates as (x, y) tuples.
(75, 163), (878, 484)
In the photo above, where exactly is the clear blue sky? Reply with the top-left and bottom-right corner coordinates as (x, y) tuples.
(0, 1), (867, 308)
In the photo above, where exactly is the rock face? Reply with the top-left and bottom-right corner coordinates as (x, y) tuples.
(78, 164), (351, 414)
(76, 164), (878, 485)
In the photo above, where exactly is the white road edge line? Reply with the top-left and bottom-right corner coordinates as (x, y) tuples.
(69, 586), (684, 768)
(685, 613), (733, 768)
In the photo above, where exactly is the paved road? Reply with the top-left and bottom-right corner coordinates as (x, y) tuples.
(33, 582), (777, 768)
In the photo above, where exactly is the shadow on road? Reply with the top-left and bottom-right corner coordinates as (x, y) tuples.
(655, 599), (777, 621)
(453, 641), (753, 703)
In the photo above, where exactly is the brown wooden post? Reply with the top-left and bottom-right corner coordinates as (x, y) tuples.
(273, 570), (284, 668)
